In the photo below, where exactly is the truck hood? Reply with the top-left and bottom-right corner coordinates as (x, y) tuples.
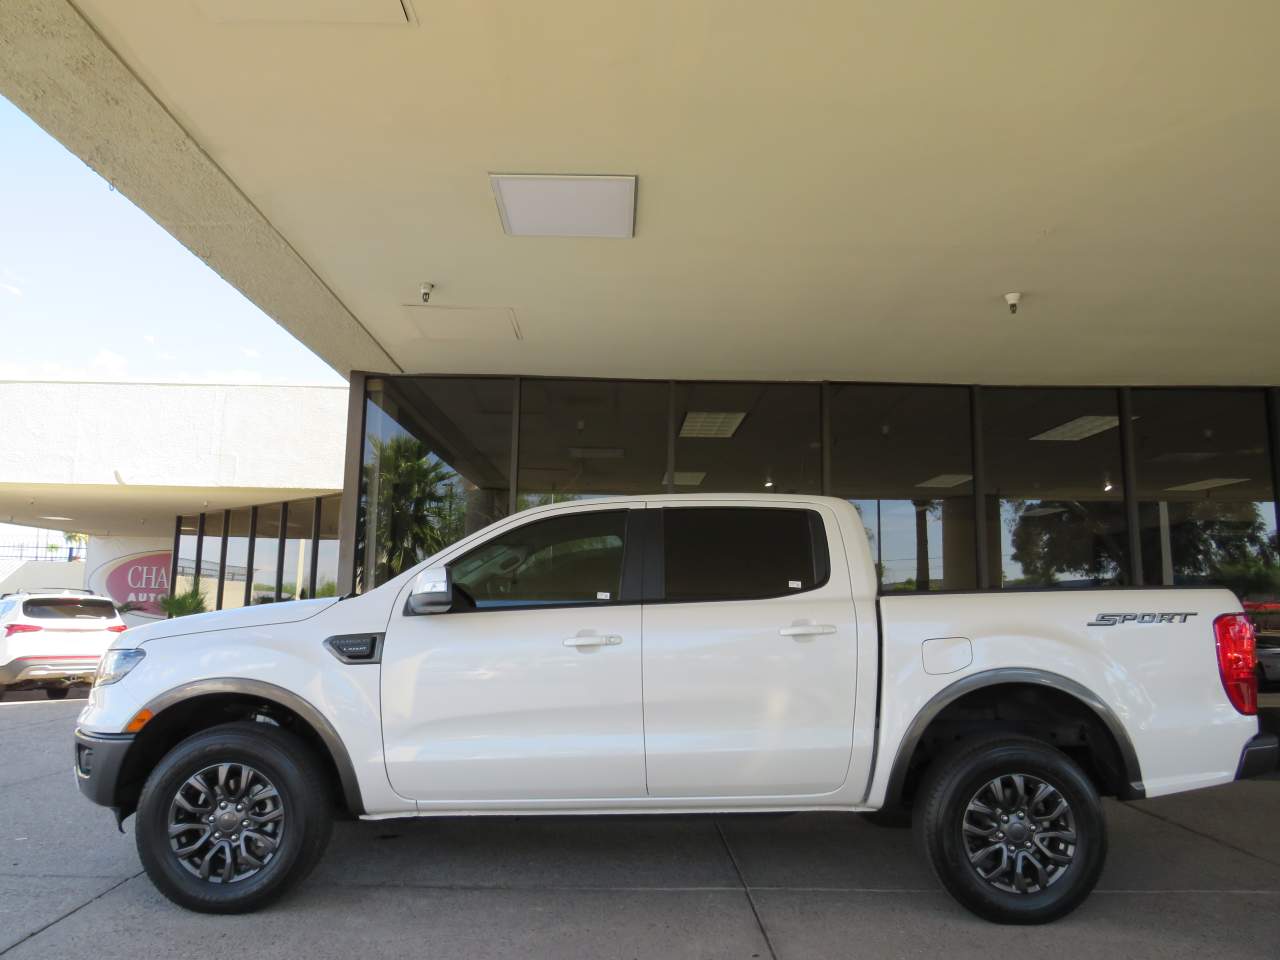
(115, 598), (340, 648)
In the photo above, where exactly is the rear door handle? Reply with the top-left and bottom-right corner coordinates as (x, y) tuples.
(779, 624), (837, 637)
(563, 635), (623, 648)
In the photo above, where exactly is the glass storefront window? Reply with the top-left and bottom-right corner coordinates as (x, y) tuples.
(200, 511), (224, 610)
(314, 495), (341, 598)
(1132, 389), (1278, 599)
(984, 389), (1130, 589)
(517, 379), (668, 506)
(830, 385), (975, 591)
(673, 383), (821, 494)
(281, 499), (315, 601)
(360, 378), (513, 590)
(220, 508), (253, 610)
(173, 515), (198, 598)
(251, 504), (283, 604)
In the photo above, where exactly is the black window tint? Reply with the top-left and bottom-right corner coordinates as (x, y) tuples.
(663, 508), (824, 602)
(450, 511), (627, 609)
(23, 598), (117, 620)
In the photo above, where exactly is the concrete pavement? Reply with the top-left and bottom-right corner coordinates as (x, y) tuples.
(0, 693), (1275, 959)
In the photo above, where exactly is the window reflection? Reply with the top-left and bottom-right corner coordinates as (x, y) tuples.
(517, 379), (667, 506)
(1132, 389), (1278, 600)
(831, 385), (975, 590)
(314, 496), (341, 598)
(173, 516), (199, 598)
(252, 505), (282, 604)
(281, 499), (315, 601)
(359, 378), (513, 590)
(984, 389), (1129, 588)
(674, 383), (820, 494)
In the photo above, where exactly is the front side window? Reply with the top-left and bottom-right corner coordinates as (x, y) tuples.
(663, 507), (827, 602)
(450, 511), (628, 610)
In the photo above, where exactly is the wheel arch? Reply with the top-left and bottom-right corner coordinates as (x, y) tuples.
(115, 678), (365, 821)
(882, 668), (1145, 809)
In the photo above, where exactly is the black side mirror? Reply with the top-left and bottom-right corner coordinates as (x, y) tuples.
(405, 567), (453, 615)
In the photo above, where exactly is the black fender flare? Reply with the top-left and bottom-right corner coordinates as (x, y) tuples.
(881, 667), (1145, 808)
(138, 677), (365, 815)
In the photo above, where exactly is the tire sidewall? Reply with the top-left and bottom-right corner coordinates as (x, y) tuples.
(920, 740), (1107, 924)
(136, 725), (321, 912)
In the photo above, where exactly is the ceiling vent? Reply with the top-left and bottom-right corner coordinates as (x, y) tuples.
(489, 175), (637, 238)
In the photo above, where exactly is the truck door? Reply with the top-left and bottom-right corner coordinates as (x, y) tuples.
(380, 506), (647, 802)
(641, 503), (859, 797)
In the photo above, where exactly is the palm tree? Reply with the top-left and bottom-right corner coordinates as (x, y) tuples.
(361, 435), (464, 584)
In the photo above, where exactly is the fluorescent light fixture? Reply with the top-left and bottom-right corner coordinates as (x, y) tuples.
(916, 474), (973, 489)
(568, 447), (624, 460)
(1030, 416), (1121, 442)
(1164, 478), (1249, 492)
(37, 515), (73, 521)
(663, 471), (707, 487)
(489, 174), (636, 238)
(679, 411), (746, 439)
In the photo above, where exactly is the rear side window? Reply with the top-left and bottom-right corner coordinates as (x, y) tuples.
(450, 511), (628, 610)
(662, 508), (829, 602)
(23, 598), (118, 620)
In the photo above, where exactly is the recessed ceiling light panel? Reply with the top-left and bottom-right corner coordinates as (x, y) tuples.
(679, 411), (746, 439)
(1165, 477), (1249, 492)
(1030, 415), (1121, 442)
(662, 471), (707, 486)
(489, 174), (636, 238)
(915, 474), (973, 489)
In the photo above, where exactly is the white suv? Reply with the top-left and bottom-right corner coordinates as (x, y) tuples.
(0, 590), (125, 699)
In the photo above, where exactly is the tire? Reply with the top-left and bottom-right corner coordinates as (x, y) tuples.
(135, 721), (333, 913)
(914, 736), (1106, 924)
(45, 687), (69, 700)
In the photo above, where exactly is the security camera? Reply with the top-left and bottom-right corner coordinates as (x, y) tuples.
(1004, 292), (1021, 314)
(420, 282), (435, 304)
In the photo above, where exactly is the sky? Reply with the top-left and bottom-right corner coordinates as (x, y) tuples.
(0, 95), (344, 387)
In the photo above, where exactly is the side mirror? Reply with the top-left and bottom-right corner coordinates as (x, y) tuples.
(406, 567), (453, 615)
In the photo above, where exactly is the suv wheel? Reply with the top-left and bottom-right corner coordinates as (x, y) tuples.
(914, 737), (1106, 924)
(135, 722), (333, 913)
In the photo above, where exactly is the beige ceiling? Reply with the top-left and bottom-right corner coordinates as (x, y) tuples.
(13, 1), (1280, 384)
(0, 484), (338, 537)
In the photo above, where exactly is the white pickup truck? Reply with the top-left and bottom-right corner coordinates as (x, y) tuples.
(75, 495), (1276, 923)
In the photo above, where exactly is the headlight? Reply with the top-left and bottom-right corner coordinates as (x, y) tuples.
(95, 648), (146, 686)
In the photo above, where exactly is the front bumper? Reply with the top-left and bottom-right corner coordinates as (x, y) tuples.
(0, 658), (99, 687)
(1235, 732), (1279, 780)
(74, 728), (134, 809)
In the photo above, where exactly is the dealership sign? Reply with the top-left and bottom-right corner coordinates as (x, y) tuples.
(102, 551), (171, 617)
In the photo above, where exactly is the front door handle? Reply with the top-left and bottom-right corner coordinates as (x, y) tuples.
(779, 624), (837, 637)
(563, 635), (623, 648)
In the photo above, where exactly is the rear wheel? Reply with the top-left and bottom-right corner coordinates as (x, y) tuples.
(914, 737), (1106, 924)
(44, 687), (69, 700)
(135, 722), (332, 913)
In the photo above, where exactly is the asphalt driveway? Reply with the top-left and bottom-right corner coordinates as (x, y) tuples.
(1, 691), (1275, 959)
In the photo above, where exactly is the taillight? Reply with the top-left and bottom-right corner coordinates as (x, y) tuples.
(4, 623), (41, 637)
(1214, 613), (1258, 716)
(107, 625), (128, 633)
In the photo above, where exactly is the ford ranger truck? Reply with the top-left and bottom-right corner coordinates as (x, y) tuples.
(73, 495), (1277, 923)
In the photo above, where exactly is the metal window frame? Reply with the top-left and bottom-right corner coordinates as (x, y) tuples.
(274, 501), (287, 603)
(192, 512), (206, 595)
(216, 508), (231, 609)
(167, 515), (182, 607)
(309, 496), (323, 599)
(244, 505), (258, 608)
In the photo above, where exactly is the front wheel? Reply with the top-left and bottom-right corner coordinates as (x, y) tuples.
(914, 737), (1106, 924)
(135, 721), (333, 913)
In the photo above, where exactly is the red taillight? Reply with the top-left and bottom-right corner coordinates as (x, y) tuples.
(1214, 613), (1258, 716)
(4, 623), (42, 637)
(107, 625), (128, 633)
